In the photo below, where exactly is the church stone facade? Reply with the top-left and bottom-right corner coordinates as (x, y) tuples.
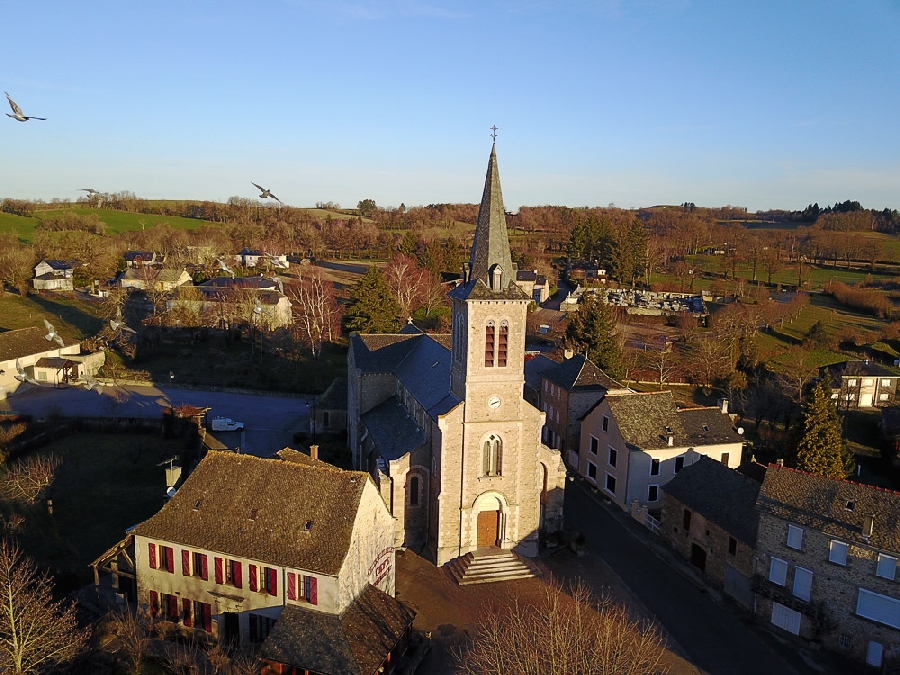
(348, 144), (566, 566)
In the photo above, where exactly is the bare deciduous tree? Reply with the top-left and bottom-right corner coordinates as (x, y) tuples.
(453, 580), (668, 675)
(289, 267), (341, 359)
(110, 607), (152, 674)
(0, 540), (85, 674)
(3, 454), (60, 505)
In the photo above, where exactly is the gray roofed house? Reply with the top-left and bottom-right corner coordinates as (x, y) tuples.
(0, 326), (84, 397)
(260, 585), (415, 675)
(605, 391), (685, 451)
(131, 450), (404, 659)
(824, 358), (900, 409)
(33, 259), (84, 291)
(753, 464), (900, 666)
(660, 456), (760, 608)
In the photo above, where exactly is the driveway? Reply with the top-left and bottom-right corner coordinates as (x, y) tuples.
(0, 383), (309, 458)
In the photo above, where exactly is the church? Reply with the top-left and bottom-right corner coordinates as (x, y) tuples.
(348, 144), (566, 566)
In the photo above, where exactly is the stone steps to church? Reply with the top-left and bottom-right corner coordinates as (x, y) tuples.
(446, 549), (542, 585)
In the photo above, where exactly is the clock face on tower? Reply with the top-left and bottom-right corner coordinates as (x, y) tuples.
(488, 395), (501, 409)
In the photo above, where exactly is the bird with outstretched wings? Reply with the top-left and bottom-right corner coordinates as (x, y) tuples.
(5, 92), (46, 121)
(14, 360), (39, 385)
(252, 182), (282, 204)
(43, 319), (64, 346)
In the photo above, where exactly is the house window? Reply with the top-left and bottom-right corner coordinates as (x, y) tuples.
(37, 372), (47, 381)
(323, 411), (331, 427)
(163, 593), (179, 621)
(829, 540), (849, 566)
(768, 557), (788, 586)
(264, 566), (278, 595)
(857, 589), (900, 629)
(720, 452), (730, 465)
(482, 434), (502, 477)
(193, 552), (208, 580)
(159, 546), (175, 573)
(409, 475), (420, 506)
(602, 415), (609, 432)
(587, 461), (597, 481)
(484, 322), (495, 367)
(287, 572), (318, 605)
(604, 473), (616, 495)
(674, 456), (685, 474)
(182, 598), (192, 627)
(226, 559), (243, 588)
(648, 485), (658, 502)
(249, 613), (276, 643)
(792, 567), (813, 602)
(650, 459), (660, 476)
(607, 447), (617, 468)
(786, 524), (803, 550)
(728, 537), (737, 556)
(588, 436), (598, 456)
(883, 379), (892, 387)
(847, 378), (857, 387)
(876, 554), (897, 580)
(839, 633), (852, 650)
(194, 601), (212, 633)
(863, 378), (874, 387)
(682, 509), (692, 531)
(867, 641), (884, 668)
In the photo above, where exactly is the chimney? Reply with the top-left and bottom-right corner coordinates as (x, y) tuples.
(863, 515), (874, 538)
(667, 435), (674, 447)
(564, 349), (574, 360)
(776, 458), (784, 466)
(310, 445), (319, 460)
(720, 398), (729, 414)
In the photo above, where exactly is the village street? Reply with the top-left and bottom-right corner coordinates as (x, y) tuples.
(0, 383), (308, 458)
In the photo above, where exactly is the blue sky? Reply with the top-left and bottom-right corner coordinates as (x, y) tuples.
(2, 0), (899, 212)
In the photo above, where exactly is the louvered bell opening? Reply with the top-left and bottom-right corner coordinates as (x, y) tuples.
(497, 324), (508, 367)
(485, 324), (495, 367)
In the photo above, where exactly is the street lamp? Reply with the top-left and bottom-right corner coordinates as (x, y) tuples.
(169, 371), (175, 386)
(308, 398), (316, 443)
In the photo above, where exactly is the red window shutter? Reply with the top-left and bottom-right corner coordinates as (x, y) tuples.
(309, 576), (317, 605)
(148, 543), (157, 569)
(181, 549), (190, 576)
(168, 594), (178, 620)
(267, 568), (277, 596)
(166, 547), (175, 573)
(249, 564), (258, 592)
(149, 590), (158, 616)
(200, 554), (208, 581)
(182, 598), (192, 627)
(287, 572), (296, 601)
(232, 561), (242, 589)
(214, 557), (223, 584)
(203, 603), (212, 633)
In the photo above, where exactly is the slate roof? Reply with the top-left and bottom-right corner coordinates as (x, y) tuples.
(200, 277), (278, 290)
(260, 585), (415, 675)
(40, 259), (82, 271)
(361, 397), (427, 461)
(757, 464), (900, 554)
(524, 354), (557, 392)
(183, 286), (283, 306)
(662, 456), (760, 544)
(34, 357), (72, 369)
(467, 144), (514, 291)
(604, 391), (684, 451)
(0, 327), (74, 362)
(132, 451), (371, 575)
(543, 353), (625, 391)
(394, 334), (457, 418)
(124, 250), (155, 261)
(824, 359), (899, 385)
(678, 407), (744, 445)
(317, 377), (348, 411)
(349, 333), (420, 373)
(121, 268), (187, 283)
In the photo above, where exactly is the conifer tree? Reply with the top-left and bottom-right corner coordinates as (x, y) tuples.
(345, 266), (401, 333)
(563, 293), (623, 377)
(785, 378), (853, 479)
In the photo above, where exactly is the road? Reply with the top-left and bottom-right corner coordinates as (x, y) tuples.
(0, 383), (309, 458)
(564, 483), (832, 675)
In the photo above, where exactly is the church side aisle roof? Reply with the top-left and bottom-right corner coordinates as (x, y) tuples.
(394, 333), (456, 415)
(349, 333), (421, 373)
(361, 397), (427, 461)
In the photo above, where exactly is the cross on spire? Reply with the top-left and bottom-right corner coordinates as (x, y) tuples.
(490, 125), (498, 141)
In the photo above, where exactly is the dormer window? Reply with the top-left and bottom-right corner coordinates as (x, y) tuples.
(491, 265), (503, 291)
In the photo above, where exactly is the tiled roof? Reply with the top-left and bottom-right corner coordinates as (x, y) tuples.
(276, 448), (336, 469)
(678, 407), (744, 445)
(260, 585), (415, 674)
(361, 397), (427, 461)
(132, 451), (371, 575)
(605, 391), (684, 450)
(0, 327), (74, 362)
(544, 353), (624, 391)
(662, 456), (760, 544)
(34, 357), (72, 369)
(757, 464), (900, 554)
(317, 377), (348, 410)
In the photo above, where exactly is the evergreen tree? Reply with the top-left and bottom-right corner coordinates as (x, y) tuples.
(563, 293), (623, 377)
(345, 266), (401, 333)
(785, 379), (853, 479)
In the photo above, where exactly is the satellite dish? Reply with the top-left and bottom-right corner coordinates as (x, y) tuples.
(737, 427), (745, 435)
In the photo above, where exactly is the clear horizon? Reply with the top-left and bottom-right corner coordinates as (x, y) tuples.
(2, 1), (899, 214)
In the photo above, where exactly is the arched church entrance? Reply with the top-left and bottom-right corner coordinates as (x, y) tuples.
(472, 493), (508, 549)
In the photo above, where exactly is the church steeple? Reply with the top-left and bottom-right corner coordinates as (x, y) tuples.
(464, 143), (516, 292)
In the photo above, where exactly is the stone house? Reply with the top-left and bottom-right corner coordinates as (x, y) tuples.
(537, 352), (629, 469)
(132, 449), (413, 670)
(660, 456), (760, 609)
(514, 269), (550, 304)
(755, 464), (900, 668)
(119, 267), (192, 291)
(348, 144), (566, 568)
(0, 326), (92, 398)
(311, 376), (348, 439)
(825, 359), (899, 409)
(578, 391), (743, 513)
(123, 251), (157, 268)
(32, 259), (84, 292)
(235, 248), (288, 270)
(167, 284), (292, 330)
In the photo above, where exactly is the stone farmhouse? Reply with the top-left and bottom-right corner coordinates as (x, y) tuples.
(32, 259), (84, 292)
(755, 465), (900, 669)
(123, 250), (158, 268)
(577, 391), (743, 514)
(132, 450), (413, 671)
(348, 144), (566, 570)
(166, 279), (292, 330)
(825, 359), (900, 410)
(660, 456), (760, 610)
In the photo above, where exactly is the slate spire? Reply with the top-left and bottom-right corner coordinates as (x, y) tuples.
(466, 143), (515, 291)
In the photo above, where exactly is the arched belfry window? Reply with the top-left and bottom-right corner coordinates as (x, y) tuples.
(498, 321), (508, 367)
(409, 476), (420, 506)
(485, 321), (495, 367)
(483, 434), (502, 476)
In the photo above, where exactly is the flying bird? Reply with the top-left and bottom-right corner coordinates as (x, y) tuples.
(251, 182), (282, 204)
(110, 319), (136, 335)
(43, 319), (64, 346)
(216, 258), (235, 278)
(14, 360), (38, 386)
(82, 375), (103, 393)
(5, 92), (46, 122)
(80, 188), (99, 196)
